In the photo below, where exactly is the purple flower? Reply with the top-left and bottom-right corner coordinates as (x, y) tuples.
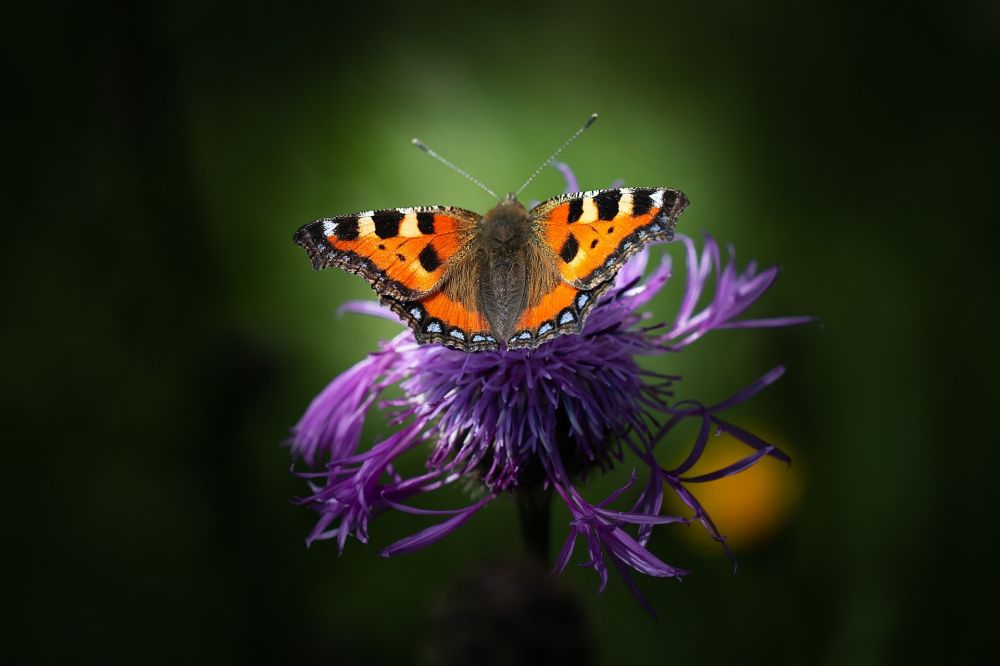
(290, 164), (812, 613)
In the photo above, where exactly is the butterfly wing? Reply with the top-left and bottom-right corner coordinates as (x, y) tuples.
(503, 187), (688, 349)
(294, 206), (498, 351)
(380, 290), (499, 352)
(505, 281), (613, 349)
(293, 206), (479, 300)
(531, 187), (688, 289)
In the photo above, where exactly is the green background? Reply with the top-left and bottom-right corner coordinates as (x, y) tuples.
(5, 0), (996, 663)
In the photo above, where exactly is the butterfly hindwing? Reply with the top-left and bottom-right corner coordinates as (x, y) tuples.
(531, 187), (688, 289)
(505, 280), (614, 350)
(379, 291), (499, 352)
(293, 206), (479, 301)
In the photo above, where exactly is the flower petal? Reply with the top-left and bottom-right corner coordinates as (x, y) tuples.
(552, 161), (579, 194)
(379, 495), (493, 557)
(337, 299), (404, 323)
(679, 446), (775, 483)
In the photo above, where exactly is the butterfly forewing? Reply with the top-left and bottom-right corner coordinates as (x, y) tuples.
(530, 187), (688, 289)
(293, 206), (479, 301)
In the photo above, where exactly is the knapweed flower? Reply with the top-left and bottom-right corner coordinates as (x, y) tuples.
(290, 164), (811, 613)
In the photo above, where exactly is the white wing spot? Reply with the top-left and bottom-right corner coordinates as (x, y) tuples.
(427, 322), (442, 333)
(322, 220), (337, 236)
(576, 293), (590, 308)
(538, 323), (554, 335)
(400, 212), (421, 237)
(559, 311), (575, 325)
(650, 191), (664, 208)
(518, 331), (532, 340)
(410, 307), (423, 320)
(580, 197), (599, 223)
(617, 191), (634, 216)
(449, 329), (466, 341)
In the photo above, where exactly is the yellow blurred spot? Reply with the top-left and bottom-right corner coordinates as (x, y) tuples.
(665, 426), (802, 551)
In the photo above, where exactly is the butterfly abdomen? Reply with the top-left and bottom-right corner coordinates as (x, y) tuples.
(479, 251), (528, 344)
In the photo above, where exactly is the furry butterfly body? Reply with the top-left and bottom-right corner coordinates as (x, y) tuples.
(293, 186), (688, 352)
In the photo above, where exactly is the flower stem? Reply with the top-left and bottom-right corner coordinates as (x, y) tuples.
(515, 482), (553, 566)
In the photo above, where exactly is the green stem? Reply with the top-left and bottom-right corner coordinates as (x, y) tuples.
(515, 483), (553, 566)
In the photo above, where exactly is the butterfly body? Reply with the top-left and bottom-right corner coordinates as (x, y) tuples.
(294, 187), (688, 352)
(472, 196), (559, 344)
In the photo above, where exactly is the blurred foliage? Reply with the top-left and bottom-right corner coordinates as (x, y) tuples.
(4, 0), (997, 663)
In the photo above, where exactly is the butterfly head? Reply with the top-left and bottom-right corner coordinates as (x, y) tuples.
(481, 197), (531, 253)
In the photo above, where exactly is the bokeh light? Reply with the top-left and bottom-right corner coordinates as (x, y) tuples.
(666, 427), (802, 551)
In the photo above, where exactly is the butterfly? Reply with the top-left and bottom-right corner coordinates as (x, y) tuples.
(293, 117), (689, 352)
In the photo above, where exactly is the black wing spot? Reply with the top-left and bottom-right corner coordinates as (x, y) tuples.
(396, 253), (406, 262)
(567, 199), (584, 223)
(417, 212), (435, 234)
(373, 211), (404, 239)
(560, 233), (579, 263)
(377, 243), (386, 250)
(418, 243), (441, 272)
(335, 216), (359, 240)
(594, 191), (621, 221)
(631, 191), (654, 216)
(590, 239), (598, 249)
(607, 226), (615, 234)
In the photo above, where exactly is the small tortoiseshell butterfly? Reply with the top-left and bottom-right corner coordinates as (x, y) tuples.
(293, 115), (688, 352)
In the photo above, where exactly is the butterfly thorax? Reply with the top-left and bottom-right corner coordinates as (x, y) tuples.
(481, 197), (531, 252)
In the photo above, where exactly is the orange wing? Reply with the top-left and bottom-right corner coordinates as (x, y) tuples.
(379, 290), (500, 352)
(293, 206), (479, 301)
(531, 187), (688, 289)
(504, 281), (615, 350)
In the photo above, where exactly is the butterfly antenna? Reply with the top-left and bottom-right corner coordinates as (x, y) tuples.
(412, 138), (499, 200)
(514, 113), (598, 197)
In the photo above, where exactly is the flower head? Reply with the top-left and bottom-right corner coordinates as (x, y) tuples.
(290, 164), (811, 613)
